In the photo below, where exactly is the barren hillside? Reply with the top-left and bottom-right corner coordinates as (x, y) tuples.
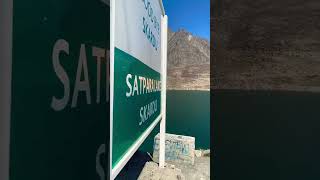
(167, 29), (210, 90)
(212, 0), (320, 91)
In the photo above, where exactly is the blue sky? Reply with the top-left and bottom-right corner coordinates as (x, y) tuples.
(163, 0), (210, 41)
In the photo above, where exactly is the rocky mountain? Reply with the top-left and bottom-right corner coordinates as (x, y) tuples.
(212, 0), (320, 91)
(167, 29), (210, 90)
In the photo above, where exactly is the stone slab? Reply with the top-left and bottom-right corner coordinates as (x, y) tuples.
(153, 133), (195, 165)
(138, 162), (185, 180)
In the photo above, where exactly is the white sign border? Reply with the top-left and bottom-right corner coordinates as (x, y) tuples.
(109, 0), (115, 178)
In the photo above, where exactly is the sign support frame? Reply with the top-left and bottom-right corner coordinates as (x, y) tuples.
(159, 14), (168, 168)
(109, 0), (115, 178)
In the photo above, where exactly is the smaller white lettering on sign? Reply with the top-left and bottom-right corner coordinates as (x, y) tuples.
(142, 0), (160, 51)
(139, 100), (158, 126)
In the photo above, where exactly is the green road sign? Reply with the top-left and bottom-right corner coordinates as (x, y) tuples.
(7, 0), (110, 179)
(112, 47), (161, 167)
(110, 0), (165, 177)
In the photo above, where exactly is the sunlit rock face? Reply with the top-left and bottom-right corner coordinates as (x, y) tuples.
(212, 0), (320, 91)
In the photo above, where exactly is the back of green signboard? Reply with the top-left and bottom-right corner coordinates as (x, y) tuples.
(7, 0), (110, 179)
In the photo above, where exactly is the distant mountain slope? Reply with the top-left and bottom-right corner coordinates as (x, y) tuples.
(167, 29), (210, 90)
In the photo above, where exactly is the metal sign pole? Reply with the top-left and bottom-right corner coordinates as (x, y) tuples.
(159, 14), (168, 168)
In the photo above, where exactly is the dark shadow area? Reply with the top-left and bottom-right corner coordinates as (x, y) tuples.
(115, 151), (153, 180)
(213, 89), (320, 179)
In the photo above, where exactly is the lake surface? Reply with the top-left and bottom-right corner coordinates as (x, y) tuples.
(139, 90), (210, 153)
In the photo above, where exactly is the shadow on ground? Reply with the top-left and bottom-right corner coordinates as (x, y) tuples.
(115, 151), (152, 180)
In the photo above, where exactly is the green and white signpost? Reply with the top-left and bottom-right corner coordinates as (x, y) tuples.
(1, 0), (167, 179)
(1, 0), (111, 180)
(110, 0), (167, 179)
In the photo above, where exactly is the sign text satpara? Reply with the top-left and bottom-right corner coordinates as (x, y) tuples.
(51, 39), (109, 111)
(126, 73), (160, 126)
(126, 74), (161, 97)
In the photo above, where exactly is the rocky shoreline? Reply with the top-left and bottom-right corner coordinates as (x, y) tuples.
(138, 149), (210, 180)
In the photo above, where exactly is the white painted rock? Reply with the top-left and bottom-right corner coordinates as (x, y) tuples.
(153, 133), (195, 165)
(203, 150), (210, 157)
(194, 150), (202, 157)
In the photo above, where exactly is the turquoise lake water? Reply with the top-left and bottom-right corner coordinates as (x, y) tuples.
(139, 90), (210, 153)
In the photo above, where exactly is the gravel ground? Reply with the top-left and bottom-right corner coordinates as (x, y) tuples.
(116, 150), (210, 180)
(138, 156), (210, 180)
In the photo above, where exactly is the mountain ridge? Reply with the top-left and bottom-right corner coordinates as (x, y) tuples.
(167, 28), (210, 90)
